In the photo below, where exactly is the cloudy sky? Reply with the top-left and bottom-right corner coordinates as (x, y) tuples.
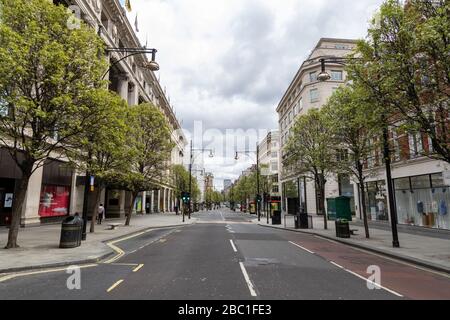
(122, 0), (384, 190)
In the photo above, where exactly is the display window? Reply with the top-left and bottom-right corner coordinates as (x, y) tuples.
(39, 185), (70, 217)
(395, 174), (449, 230)
(365, 181), (388, 221)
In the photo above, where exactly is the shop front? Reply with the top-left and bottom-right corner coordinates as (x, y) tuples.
(281, 177), (307, 215)
(394, 173), (449, 230)
(0, 148), (22, 226)
(364, 180), (389, 222)
(38, 160), (73, 223)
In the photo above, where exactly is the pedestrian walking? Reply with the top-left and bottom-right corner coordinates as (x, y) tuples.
(98, 204), (105, 225)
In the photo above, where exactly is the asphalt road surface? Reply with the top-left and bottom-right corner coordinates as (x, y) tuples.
(0, 209), (449, 300)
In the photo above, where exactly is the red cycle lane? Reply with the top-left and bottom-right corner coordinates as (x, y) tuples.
(283, 232), (450, 300)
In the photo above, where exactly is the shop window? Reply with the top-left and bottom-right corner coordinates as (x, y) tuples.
(411, 175), (431, 189)
(39, 185), (70, 217)
(395, 177), (411, 190)
(431, 173), (446, 188)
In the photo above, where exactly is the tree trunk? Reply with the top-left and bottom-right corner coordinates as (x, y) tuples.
(5, 175), (31, 249)
(359, 180), (370, 239)
(125, 192), (138, 226)
(90, 185), (104, 233)
(317, 174), (327, 230)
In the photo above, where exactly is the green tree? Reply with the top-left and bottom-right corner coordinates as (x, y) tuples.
(323, 85), (383, 238)
(284, 109), (336, 230)
(0, 0), (107, 248)
(349, 0), (450, 162)
(119, 103), (174, 226)
(67, 90), (132, 233)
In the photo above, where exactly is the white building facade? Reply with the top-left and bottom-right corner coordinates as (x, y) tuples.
(0, 0), (186, 227)
(277, 38), (357, 217)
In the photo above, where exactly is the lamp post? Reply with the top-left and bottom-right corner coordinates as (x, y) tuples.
(235, 145), (261, 222)
(317, 56), (400, 248)
(189, 140), (214, 218)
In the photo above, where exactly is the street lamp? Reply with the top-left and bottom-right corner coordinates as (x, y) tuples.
(318, 56), (400, 248)
(98, 25), (160, 80)
(189, 140), (214, 219)
(235, 146), (261, 222)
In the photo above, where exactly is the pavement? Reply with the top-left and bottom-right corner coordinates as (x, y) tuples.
(0, 209), (449, 300)
(254, 213), (450, 274)
(0, 213), (197, 274)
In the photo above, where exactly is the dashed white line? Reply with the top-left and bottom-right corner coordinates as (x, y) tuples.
(289, 241), (315, 254)
(230, 240), (238, 253)
(329, 261), (404, 297)
(239, 262), (258, 297)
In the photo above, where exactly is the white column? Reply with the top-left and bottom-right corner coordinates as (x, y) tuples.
(128, 81), (139, 106)
(157, 189), (161, 213)
(163, 188), (167, 213)
(142, 191), (146, 214)
(151, 190), (155, 214)
(21, 166), (44, 226)
(118, 76), (129, 101)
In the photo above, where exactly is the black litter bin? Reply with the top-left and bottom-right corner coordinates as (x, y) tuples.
(60, 215), (84, 249)
(272, 210), (282, 225)
(335, 219), (350, 238)
(295, 214), (309, 229)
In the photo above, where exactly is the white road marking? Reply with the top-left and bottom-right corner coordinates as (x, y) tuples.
(289, 241), (315, 254)
(329, 261), (404, 297)
(230, 240), (238, 253)
(107, 279), (124, 293)
(239, 262), (258, 297)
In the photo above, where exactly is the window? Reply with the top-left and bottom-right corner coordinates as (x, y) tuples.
(331, 70), (343, 81)
(335, 44), (348, 49)
(431, 173), (445, 188)
(272, 185), (280, 193)
(271, 161), (278, 171)
(293, 103), (298, 116)
(309, 72), (317, 82)
(288, 111), (293, 123)
(299, 98), (303, 111)
(310, 89), (319, 103)
(272, 175), (279, 183)
(395, 177), (411, 190)
(0, 98), (8, 117)
(411, 175), (431, 189)
(409, 132), (424, 158)
(271, 151), (278, 158)
(392, 130), (401, 161)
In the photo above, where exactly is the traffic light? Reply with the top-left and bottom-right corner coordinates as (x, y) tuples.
(256, 194), (262, 203)
(181, 192), (191, 204)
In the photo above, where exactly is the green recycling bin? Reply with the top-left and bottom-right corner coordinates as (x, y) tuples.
(327, 196), (352, 222)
